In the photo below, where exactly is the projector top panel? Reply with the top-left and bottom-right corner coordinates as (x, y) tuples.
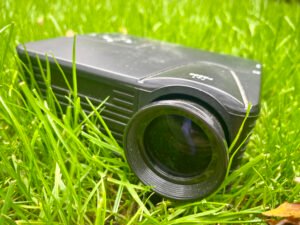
(17, 33), (258, 80)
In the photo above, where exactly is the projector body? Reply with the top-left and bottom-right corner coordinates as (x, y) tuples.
(17, 34), (262, 200)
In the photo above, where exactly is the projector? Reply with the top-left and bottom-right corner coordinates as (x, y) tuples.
(17, 33), (262, 201)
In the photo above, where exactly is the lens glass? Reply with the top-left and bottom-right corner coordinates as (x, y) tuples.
(143, 115), (213, 177)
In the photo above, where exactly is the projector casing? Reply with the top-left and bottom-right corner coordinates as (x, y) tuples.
(17, 34), (262, 200)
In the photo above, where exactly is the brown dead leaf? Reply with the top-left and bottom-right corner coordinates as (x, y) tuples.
(119, 26), (128, 34)
(266, 218), (300, 225)
(37, 16), (44, 26)
(262, 202), (300, 218)
(65, 29), (75, 37)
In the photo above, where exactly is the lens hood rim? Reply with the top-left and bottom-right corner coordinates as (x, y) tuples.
(124, 99), (228, 201)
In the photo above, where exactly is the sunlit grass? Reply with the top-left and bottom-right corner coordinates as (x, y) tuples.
(0, 0), (300, 224)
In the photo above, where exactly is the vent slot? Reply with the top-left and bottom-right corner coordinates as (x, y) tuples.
(32, 69), (136, 144)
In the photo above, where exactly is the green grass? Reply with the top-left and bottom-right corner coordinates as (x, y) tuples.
(0, 0), (300, 224)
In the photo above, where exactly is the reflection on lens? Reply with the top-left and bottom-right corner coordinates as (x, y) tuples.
(143, 115), (213, 177)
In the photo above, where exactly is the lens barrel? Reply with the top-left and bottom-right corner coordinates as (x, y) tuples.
(124, 100), (228, 200)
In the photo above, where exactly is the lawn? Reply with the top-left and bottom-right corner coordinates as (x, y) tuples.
(0, 0), (300, 224)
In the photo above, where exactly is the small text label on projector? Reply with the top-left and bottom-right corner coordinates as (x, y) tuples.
(189, 73), (214, 81)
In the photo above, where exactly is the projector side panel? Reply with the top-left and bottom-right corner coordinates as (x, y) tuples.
(17, 49), (139, 144)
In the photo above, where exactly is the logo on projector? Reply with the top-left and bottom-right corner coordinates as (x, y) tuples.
(189, 72), (214, 81)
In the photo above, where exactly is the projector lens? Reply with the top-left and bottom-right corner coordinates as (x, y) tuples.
(124, 100), (228, 200)
(144, 115), (212, 177)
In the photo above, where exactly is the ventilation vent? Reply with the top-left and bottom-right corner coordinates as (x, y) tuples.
(32, 66), (136, 144)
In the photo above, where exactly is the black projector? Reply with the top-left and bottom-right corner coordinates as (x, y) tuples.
(17, 34), (262, 201)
